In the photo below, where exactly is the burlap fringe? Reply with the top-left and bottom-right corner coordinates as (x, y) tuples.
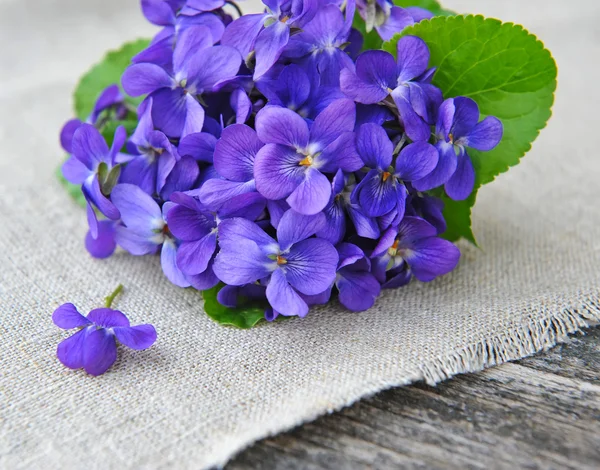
(418, 293), (600, 385)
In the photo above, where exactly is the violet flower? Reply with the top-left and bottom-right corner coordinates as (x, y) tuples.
(254, 98), (362, 215)
(214, 209), (338, 317)
(352, 123), (438, 219)
(341, 35), (442, 142)
(371, 216), (460, 288)
(335, 243), (381, 311)
(356, 0), (414, 41)
(122, 26), (242, 138)
(221, 0), (318, 79)
(53, 288), (156, 376)
(413, 97), (503, 200)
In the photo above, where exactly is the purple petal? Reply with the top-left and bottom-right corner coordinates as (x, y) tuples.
(179, 132), (217, 162)
(267, 199), (290, 229)
(398, 216), (438, 246)
(121, 63), (173, 97)
(255, 106), (310, 147)
(221, 13), (267, 58)
(187, 45), (242, 92)
(177, 232), (217, 275)
(92, 85), (123, 123)
(166, 199), (215, 241)
(336, 242), (368, 270)
(214, 239), (275, 285)
(405, 237), (461, 282)
(141, 0), (176, 26)
(231, 88), (252, 124)
(187, 262), (220, 290)
(199, 179), (257, 211)
(348, 204), (380, 239)
(376, 6), (414, 41)
(57, 327), (92, 370)
(395, 142), (439, 181)
(113, 325), (157, 350)
(181, 94), (206, 138)
(254, 144), (306, 200)
(450, 97), (480, 139)
(85, 199), (99, 239)
(160, 156), (200, 200)
(372, 225), (399, 258)
(84, 176), (120, 220)
(150, 88), (188, 138)
(412, 140), (457, 191)
(119, 155), (157, 195)
(287, 167), (331, 215)
(85, 220), (117, 259)
(355, 169), (405, 218)
(464, 116), (503, 151)
(72, 124), (109, 169)
(132, 36), (174, 71)
(436, 98), (455, 138)
(161, 240), (191, 287)
(83, 329), (118, 376)
(340, 51), (395, 104)
(284, 238), (338, 295)
(445, 150), (475, 201)
(115, 225), (160, 255)
(87, 308), (130, 327)
(382, 264), (412, 289)
(310, 98), (356, 149)
(396, 35), (430, 83)
(217, 217), (277, 251)
(317, 199), (345, 245)
(61, 155), (89, 185)
(337, 270), (381, 311)
(60, 119), (82, 153)
(406, 6), (434, 22)
(356, 123), (393, 169)
(262, 64), (311, 110)
(214, 124), (262, 182)
(277, 210), (326, 251)
(186, 0), (225, 10)
(391, 86), (431, 142)
(254, 21), (290, 80)
(111, 184), (162, 233)
(266, 269), (309, 318)
(52, 303), (91, 329)
(173, 26), (213, 75)
(319, 132), (363, 173)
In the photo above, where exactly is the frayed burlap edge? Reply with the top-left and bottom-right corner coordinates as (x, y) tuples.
(206, 289), (600, 469)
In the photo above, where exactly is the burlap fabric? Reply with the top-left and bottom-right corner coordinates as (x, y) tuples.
(1, 0), (599, 468)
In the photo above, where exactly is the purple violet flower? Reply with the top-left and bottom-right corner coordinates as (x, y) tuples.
(356, 0), (414, 41)
(61, 124), (125, 239)
(213, 209), (338, 317)
(352, 123), (438, 219)
(341, 35), (442, 142)
(254, 98), (362, 215)
(111, 184), (190, 287)
(371, 216), (460, 287)
(122, 26), (242, 138)
(221, 0), (318, 79)
(53, 291), (157, 376)
(335, 243), (381, 311)
(413, 97), (503, 200)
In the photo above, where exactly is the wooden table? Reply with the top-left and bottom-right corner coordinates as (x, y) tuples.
(228, 329), (600, 469)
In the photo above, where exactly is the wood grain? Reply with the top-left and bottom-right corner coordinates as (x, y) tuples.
(227, 329), (600, 470)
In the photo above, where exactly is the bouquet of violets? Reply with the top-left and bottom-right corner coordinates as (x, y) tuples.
(58, 0), (557, 328)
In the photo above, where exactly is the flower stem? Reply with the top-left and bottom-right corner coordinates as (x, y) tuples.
(104, 284), (124, 308)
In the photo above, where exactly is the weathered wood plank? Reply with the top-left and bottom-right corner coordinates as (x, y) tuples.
(227, 329), (600, 470)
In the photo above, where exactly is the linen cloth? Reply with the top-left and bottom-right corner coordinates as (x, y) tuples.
(1, 0), (599, 468)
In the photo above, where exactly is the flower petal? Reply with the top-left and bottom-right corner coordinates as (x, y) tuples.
(266, 268), (309, 318)
(53, 303), (91, 329)
(450, 97), (479, 139)
(411, 140), (457, 192)
(177, 232), (217, 275)
(255, 106), (310, 147)
(310, 98), (356, 149)
(166, 199), (215, 241)
(464, 116), (503, 151)
(83, 329), (118, 376)
(404, 237), (461, 282)
(173, 26), (213, 76)
(356, 123), (393, 169)
(198, 179), (257, 211)
(391, 86), (431, 142)
(221, 13), (267, 58)
(179, 132), (217, 163)
(355, 169), (405, 218)
(214, 238), (275, 285)
(150, 88), (188, 138)
(161, 240), (191, 287)
(61, 155), (89, 185)
(160, 156), (200, 200)
(445, 149), (475, 201)
(115, 225), (160, 255)
(340, 50), (395, 104)
(284, 238), (338, 295)
(254, 21), (290, 79)
(121, 63), (173, 97)
(72, 124), (109, 169)
(111, 184), (163, 234)
(395, 142), (439, 181)
(376, 6), (414, 42)
(277, 210), (326, 251)
(255, 144), (306, 201)
(187, 45), (242, 92)
(396, 35), (430, 83)
(87, 308), (130, 328)
(337, 270), (381, 311)
(181, 94), (206, 139)
(85, 220), (117, 259)
(214, 124), (263, 182)
(113, 325), (157, 350)
(57, 327), (92, 370)
(286, 167), (331, 216)
(60, 119), (82, 154)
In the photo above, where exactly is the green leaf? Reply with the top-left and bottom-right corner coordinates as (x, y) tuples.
(73, 38), (150, 120)
(100, 119), (139, 146)
(394, 0), (454, 17)
(383, 15), (557, 242)
(55, 162), (86, 208)
(201, 284), (267, 329)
